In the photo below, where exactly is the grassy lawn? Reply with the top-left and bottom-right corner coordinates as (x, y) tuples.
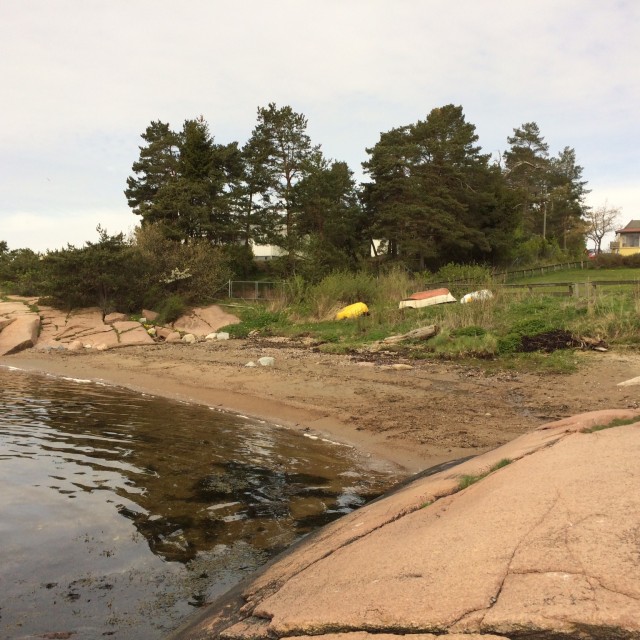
(507, 266), (640, 284)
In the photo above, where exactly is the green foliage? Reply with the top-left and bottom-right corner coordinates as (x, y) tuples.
(133, 224), (233, 306)
(590, 252), (640, 269)
(363, 104), (515, 271)
(429, 262), (493, 286)
(582, 417), (640, 433)
(221, 306), (287, 338)
(451, 325), (487, 337)
(0, 248), (43, 295)
(458, 458), (512, 490)
(305, 271), (379, 319)
(156, 295), (187, 325)
(511, 236), (568, 266)
(33, 223), (231, 314)
(40, 227), (136, 312)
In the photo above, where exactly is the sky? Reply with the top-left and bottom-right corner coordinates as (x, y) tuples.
(1, 0), (639, 253)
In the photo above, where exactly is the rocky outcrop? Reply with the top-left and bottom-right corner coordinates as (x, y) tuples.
(169, 409), (640, 640)
(0, 315), (40, 355)
(0, 296), (239, 353)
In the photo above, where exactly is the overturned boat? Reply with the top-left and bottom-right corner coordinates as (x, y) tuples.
(399, 288), (456, 309)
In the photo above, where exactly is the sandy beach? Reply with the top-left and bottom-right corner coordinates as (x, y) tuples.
(3, 336), (639, 475)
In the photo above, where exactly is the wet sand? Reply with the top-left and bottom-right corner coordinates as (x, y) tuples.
(3, 338), (639, 475)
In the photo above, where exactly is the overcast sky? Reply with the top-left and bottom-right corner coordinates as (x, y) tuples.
(1, 0), (638, 252)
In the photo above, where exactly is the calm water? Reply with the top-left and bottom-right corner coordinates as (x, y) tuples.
(0, 367), (399, 639)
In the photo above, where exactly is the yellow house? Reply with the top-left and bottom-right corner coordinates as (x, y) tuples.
(610, 220), (640, 255)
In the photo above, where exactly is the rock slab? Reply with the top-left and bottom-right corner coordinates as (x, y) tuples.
(168, 410), (640, 640)
(0, 315), (40, 355)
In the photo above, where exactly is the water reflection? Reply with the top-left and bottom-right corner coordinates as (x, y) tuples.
(0, 367), (398, 639)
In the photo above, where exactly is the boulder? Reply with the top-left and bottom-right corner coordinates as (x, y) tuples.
(142, 309), (159, 321)
(104, 312), (128, 324)
(172, 305), (240, 336)
(117, 326), (155, 345)
(0, 315), (40, 355)
(258, 356), (275, 367)
(182, 333), (197, 344)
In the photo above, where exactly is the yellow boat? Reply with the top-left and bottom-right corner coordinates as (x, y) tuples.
(335, 302), (369, 320)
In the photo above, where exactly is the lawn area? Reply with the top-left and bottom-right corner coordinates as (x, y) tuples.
(507, 266), (640, 284)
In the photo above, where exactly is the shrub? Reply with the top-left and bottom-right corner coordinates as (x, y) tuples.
(156, 295), (187, 325)
(428, 262), (493, 286)
(306, 271), (379, 319)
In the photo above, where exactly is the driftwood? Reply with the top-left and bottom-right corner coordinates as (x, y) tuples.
(382, 324), (439, 344)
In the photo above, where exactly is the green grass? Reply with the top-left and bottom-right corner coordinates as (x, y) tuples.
(582, 416), (640, 433)
(508, 266), (640, 284)
(214, 266), (640, 372)
(458, 459), (513, 490)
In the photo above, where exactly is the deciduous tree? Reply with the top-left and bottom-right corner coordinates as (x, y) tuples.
(584, 202), (620, 254)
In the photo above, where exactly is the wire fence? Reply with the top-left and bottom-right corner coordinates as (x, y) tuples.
(225, 280), (289, 300)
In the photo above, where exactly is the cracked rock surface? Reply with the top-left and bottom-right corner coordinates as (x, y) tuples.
(169, 411), (640, 640)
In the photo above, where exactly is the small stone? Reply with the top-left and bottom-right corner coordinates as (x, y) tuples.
(147, 327), (156, 336)
(258, 356), (275, 367)
(205, 332), (218, 341)
(96, 343), (109, 351)
(216, 332), (230, 340)
(182, 333), (197, 344)
(245, 361), (257, 367)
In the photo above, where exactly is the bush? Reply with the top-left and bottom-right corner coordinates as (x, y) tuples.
(156, 295), (187, 325)
(429, 262), (493, 286)
(590, 252), (640, 269)
(306, 271), (379, 319)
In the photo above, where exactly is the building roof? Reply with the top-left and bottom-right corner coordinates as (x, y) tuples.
(618, 220), (640, 233)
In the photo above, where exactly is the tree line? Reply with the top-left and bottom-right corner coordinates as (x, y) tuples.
(0, 103), (613, 313)
(125, 103), (591, 277)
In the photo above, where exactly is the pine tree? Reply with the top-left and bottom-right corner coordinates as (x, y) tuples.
(125, 121), (180, 220)
(363, 105), (513, 269)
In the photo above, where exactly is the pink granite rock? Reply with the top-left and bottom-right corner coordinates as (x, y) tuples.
(104, 312), (128, 324)
(170, 411), (640, 640)
(172, 305), (240, 336)
(0, 315), (40, 355)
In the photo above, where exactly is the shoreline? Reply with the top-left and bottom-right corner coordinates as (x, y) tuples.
(3, 340), (639, 477)
(0, 349), (425, 475)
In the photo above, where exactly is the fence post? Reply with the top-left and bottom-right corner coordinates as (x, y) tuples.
(228, 280), (232, 298)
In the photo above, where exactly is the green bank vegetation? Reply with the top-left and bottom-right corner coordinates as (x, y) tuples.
(582, 416), (640, 433)
(458, 459), (513, 490)
(1, 242), (640, 373)
(218, 263), (640, 373)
